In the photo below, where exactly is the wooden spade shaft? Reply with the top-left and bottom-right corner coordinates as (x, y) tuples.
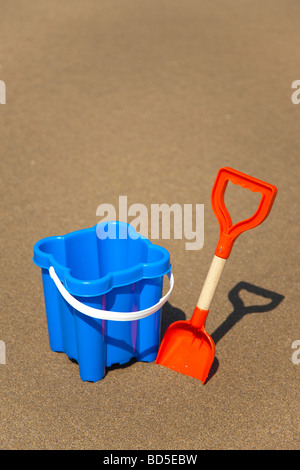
(197, 255), (226, 312)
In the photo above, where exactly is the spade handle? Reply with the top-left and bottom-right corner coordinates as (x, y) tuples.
(211, 167), (277, 258)
(197, 168), (277, 311)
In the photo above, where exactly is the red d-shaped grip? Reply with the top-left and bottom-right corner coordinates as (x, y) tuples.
(211, 167), (277, 259)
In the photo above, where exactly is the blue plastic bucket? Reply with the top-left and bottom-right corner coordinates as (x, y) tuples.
(33, 221), (173, 382)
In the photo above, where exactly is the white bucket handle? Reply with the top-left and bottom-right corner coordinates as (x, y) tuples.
(49, 266), (174, 322)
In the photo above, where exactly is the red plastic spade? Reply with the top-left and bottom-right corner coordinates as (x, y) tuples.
(155, 167), (277, 383)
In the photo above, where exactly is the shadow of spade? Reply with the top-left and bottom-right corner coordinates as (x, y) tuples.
(205, 281), (285, 382)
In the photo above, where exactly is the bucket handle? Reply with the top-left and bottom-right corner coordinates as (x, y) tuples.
(49, 266), (174, 322)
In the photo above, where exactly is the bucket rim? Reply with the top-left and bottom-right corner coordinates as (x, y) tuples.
(33, 222), (171, 297)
